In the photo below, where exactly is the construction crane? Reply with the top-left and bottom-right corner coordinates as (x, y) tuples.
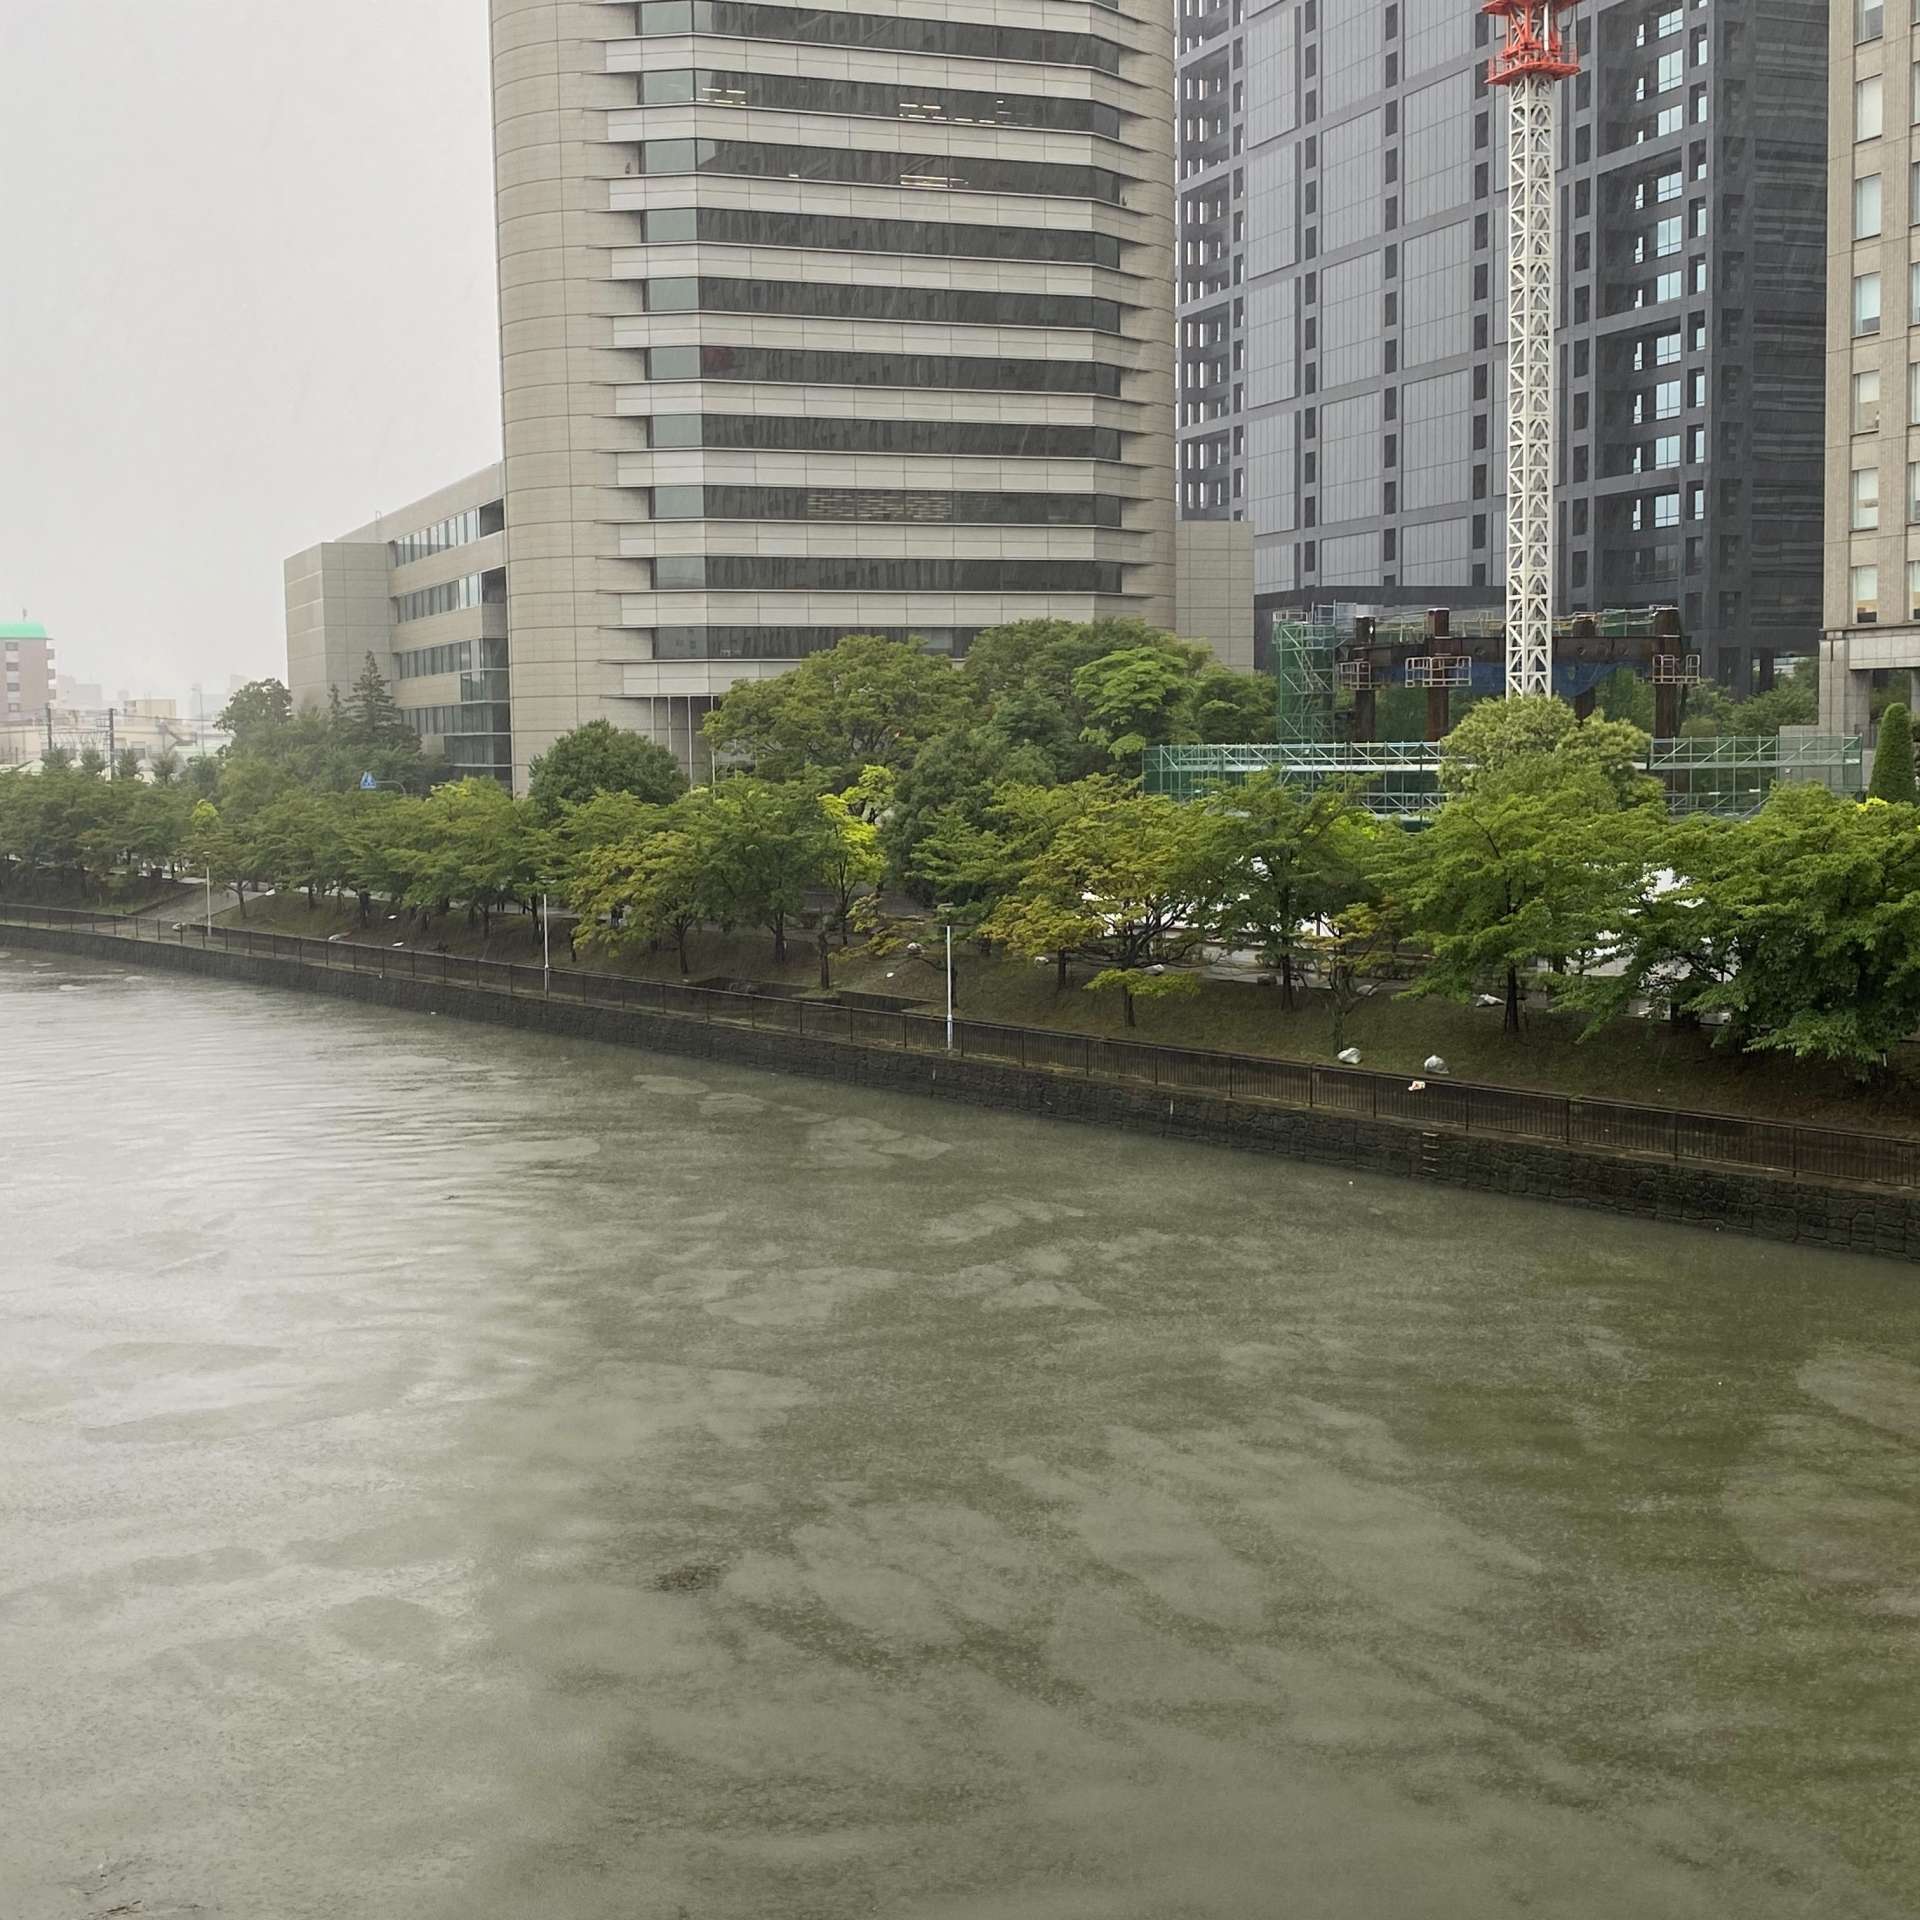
(1485, 0), (1579, 700)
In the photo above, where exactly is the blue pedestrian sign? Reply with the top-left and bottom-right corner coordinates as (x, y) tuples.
(360, 772), (377, 790)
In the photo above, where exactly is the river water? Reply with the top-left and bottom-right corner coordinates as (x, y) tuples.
(2, 950), (1918, 1919)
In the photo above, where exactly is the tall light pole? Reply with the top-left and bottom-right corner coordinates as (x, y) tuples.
(1486, 0), (1578, 700)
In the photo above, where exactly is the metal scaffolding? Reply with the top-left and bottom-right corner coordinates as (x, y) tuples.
(1271, 608), (1341, 742)
(1142, 736), (1864, 820)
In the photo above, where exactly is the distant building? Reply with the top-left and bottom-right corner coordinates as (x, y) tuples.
(1176, 0), (1828, 688)
(57, 675), (105, 710)
(285, 464), (510, 783)
(2, 622), (56, 721)
(1823, 0), (1920, 737)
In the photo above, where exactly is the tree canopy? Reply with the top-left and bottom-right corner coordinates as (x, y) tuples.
(527, 719), (686, 819)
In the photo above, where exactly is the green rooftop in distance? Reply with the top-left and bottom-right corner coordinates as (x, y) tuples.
(0, 622), (50, 641)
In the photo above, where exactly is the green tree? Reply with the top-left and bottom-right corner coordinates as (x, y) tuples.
(1197, 775), (1375, 1008)
(701, 634), (967, 785)
(1394, 764), (1655, 1035)
(569, 806), (715, 977)
(338, 792), (417, 925)
(685, 777), (838, 966)
(527, 719), (685, 819)
(149, 748), (182, 788)
(1187, 666), (1276, 744)
(882, 726), (1058, 902)
(182, 800), (255, 917)
(982, 780), (1221, 1026)
(1439, 693), (1655, 807)
(76, 746), (107, 779)
(343, 653), (415, 751)
(1645, 786), (1920, 1070)
(217, 679), (294, 746)
(1870, 702), (1916, 806)
(40, 745), (73, 774)
(113, 747), (144, 783)
(400, 779), (536, 937)
(818, 770), (890, 942)
(1072, 644), (1207, 763)
(250, 790), (347, 910)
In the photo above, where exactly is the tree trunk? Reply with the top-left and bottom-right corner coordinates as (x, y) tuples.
(1279, 945), (1297, 1011)
(234, 883), (247, 921)
(676, 925), (690, 976)
(1122, 985), (1137, 1028)
(1056, 950), (1070, 991)
(357, 889), (372, 926)
(305, 884), (316, 911)
(1505, 964), (1522, 1036)
(480, 902), (491, 938)
(771, 913), (787, 966)
(818, 926), (832, 991)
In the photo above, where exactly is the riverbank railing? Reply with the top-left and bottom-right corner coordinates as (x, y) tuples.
(4, 902), (1914, 1193)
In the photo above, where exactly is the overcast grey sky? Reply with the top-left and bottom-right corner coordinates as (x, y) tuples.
(0, 0), (500, 708)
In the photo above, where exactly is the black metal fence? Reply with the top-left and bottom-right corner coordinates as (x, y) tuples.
(7, 901), (1915, 1193)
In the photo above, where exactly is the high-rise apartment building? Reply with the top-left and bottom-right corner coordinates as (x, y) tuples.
(1823, 0), (1920, 735)
(1, 622), (56, 722)
(491, 0), (1176, 784)
(1178, 0), (1826, 688)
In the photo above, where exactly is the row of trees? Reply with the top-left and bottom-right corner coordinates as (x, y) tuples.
(7, 626), (1917, 1074)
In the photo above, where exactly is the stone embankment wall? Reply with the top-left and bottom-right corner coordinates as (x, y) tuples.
(8, 924), (1916, 1262)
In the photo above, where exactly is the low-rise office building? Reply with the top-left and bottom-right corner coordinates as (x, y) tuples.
(285, 465), (512, 783)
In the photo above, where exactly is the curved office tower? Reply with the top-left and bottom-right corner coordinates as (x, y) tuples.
(490, 0), (1175, 785)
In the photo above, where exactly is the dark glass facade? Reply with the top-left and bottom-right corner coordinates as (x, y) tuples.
(638, 342), (1126, 395)
(647, 415), (1125, 460)
(634, 205), (1125, 267)
(650, 485), (1125, 526)
(1178, 0), (1827, 684)
(641, 275), (1125, 333)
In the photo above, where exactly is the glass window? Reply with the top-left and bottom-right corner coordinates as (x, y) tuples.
(1858, 73), (1884, 140)
(1856, 367), (1882, 432)
(1858, 0), (1884, 44)
(641, 276), (1123, 333)
(640, 343), (1124, 396)
(1909, 557), (1920, 618)
(647, 556), (1125, 593)
(1853, 465), (1881, 531)
(1855, 271), (1883, 337)
(1854, 563), (1880, 621)
(636, 67), (1123, 138)
(1911, 362), (1920, 425)
(641, 206), (699, 243)
(1908, 460), (1920, 522)
(633, 0), (1124, 59)
(1857, 173), (1884, 239)
(394, 575), (487, 623)
(637, 137), (1129, 205)
(656, 485), (1122, 526)
(638, 414), (1122, 460)
(639, 205), (1122, 269)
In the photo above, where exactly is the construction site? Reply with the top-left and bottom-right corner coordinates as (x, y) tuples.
(1154, 1), (1860, 820)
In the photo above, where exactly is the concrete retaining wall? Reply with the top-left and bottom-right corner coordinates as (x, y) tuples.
(10, 923), (1919, 1262)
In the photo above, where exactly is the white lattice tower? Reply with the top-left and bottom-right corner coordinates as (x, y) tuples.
(1485, 2), (1578, 699)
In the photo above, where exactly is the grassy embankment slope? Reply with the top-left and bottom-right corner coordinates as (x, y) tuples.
(208, 893), (1920, 1139)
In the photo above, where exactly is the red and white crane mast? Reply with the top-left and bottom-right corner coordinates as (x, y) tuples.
(1484, 1), (1579, 698)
